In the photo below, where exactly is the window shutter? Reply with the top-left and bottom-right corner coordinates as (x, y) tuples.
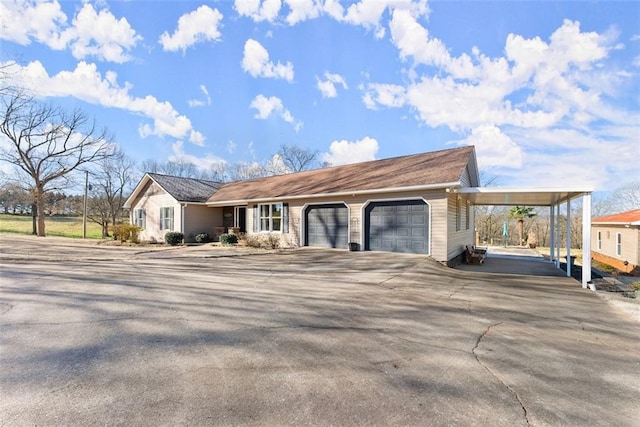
(160, 208), (165, 230)
(282, 203), (289, 233)
(169, 207), (174, 230)
(253, 205), (259, 232)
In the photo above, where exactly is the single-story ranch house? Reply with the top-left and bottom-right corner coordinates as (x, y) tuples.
(124, 146), (479, 264)
(591, 208), (640, 276)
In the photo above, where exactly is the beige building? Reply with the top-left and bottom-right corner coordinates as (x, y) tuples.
(124, 146), (479, 265)
(591, 208), (640, 275)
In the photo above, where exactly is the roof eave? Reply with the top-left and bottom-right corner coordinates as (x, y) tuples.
(206, 181), (460, 207)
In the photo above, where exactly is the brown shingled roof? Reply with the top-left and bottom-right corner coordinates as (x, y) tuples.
(208, 146), (476, 204)
(593, 208), (640, 225)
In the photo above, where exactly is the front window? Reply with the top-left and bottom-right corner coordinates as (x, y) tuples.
(616, 232), (622, 256)
(259, 203), (282, 232)
(134, 209), (146, 229)
(596, 231), (601, 250)
(160, 207), (174, 230)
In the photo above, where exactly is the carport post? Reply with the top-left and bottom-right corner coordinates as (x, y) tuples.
(555, 204), (561, 268)
(549, 205), (555, 262)
(582, 193), (594, 290)
(566, 199), (571, 277)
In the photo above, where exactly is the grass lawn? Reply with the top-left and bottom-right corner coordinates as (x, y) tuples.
(0, 214), (103, 239)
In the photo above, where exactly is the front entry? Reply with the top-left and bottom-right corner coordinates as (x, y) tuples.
(234, 206), (247, 233)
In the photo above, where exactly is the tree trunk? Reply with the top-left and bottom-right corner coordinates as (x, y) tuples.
(36, 186), (46, 237)
(518, 219), (524, 246)
(31, 202), (37, 235)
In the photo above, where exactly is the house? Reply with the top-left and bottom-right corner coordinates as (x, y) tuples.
(591, 208), (640, 275)
(124, 146), (480, 264)
(123, 173), (222, 243)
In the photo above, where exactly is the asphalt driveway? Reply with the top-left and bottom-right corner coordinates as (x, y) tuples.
(1, 235), (638, 426)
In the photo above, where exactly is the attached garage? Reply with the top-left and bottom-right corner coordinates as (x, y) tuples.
(365, 200), (430, 254)
(305, 204), (349, 248)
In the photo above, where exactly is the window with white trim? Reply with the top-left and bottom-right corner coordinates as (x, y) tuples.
(259, 203), (282, 232)
(134, 209), (146, 229)
(160, 207), (174, 231)
(596, 231), (601, 250)
(616, 232), (622, 256)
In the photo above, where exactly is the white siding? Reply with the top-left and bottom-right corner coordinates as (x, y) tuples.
(591, 225), (640, 265)
(446, 194), (475, 261)
(246, 189), (453, 262)
(128, 181), (181, 242)
(183, 205), (223, 243)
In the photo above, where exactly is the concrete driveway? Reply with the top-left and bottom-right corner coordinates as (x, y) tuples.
(1, 235), (638, 426)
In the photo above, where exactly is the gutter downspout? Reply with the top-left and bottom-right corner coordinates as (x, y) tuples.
(181, 203), (186, 240)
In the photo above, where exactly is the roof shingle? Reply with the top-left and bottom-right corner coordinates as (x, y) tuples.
(208, 146), (475, 204)
(592, 208), (640, 225)
(148, 173), (221, 203)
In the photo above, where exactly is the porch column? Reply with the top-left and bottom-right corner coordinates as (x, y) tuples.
(566, 199), (571, 277)
(549, 205), (555, 262)
(582, 193), (594, 290)
(555, 204), (561, 268)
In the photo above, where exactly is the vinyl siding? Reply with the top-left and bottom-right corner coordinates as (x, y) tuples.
(183, 205), (223, 243)
(128, 181), (182, 242)
(446, 193), (475, 261)
(246, 189), (452, 261)
(591, 225), (640, 267)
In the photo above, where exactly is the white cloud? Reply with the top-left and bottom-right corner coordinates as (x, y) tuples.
(169, 141), (226, 171)
(0, 0), (67, 46)
(249, 94), (302, 131)
(284, 0), (322, 25)
(316, 71), (348, 98)
(367, 18), (624, 136)
(234, 0), (282, 22)
(323, 136), (379, 166)
(241, 39), (294, 81)
(232, 0), (428, 36)
(159, 5), (223, 52)
(456, 126), (523, 170)
(4, 60), (202, 143)
(0, 1), (140, 63)
(188, 85), (212, 107)
(227, 140), (237, 154)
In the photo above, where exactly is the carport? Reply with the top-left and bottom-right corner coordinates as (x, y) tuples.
(455, 187), (595, 290)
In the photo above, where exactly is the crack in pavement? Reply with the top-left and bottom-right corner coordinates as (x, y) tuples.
(472, 322), (531, 427)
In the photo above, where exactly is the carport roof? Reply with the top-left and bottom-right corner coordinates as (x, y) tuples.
(457, 187), (593, 206)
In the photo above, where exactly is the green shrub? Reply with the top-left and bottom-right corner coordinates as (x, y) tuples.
(165, 231), (184, 246)
(112, 224), (141, 243)
(631, 281), (640, 292)
(195, 233), (210, 243)
(219, 233), (238, 246)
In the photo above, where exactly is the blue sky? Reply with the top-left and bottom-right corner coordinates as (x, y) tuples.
(1, 0), (638, 189)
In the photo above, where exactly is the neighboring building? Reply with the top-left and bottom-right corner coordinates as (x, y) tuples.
(591, 208), (640, 275)
(124, 146), (480, 264)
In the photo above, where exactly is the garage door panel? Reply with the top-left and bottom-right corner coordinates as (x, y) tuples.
(365, 200), (429, 254)
(305, 204), (348, 248)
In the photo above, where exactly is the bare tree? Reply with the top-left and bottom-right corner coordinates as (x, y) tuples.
(228, 161), (268, 181)
(138, 158), (199, 178)
(277, 144), (319, 172)
(0, 93), (114, 236)
(608, 181), (640, 212)
(87, 149), (136, 238)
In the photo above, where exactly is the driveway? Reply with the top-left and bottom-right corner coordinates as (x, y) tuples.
(1, 235), (638, 426)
